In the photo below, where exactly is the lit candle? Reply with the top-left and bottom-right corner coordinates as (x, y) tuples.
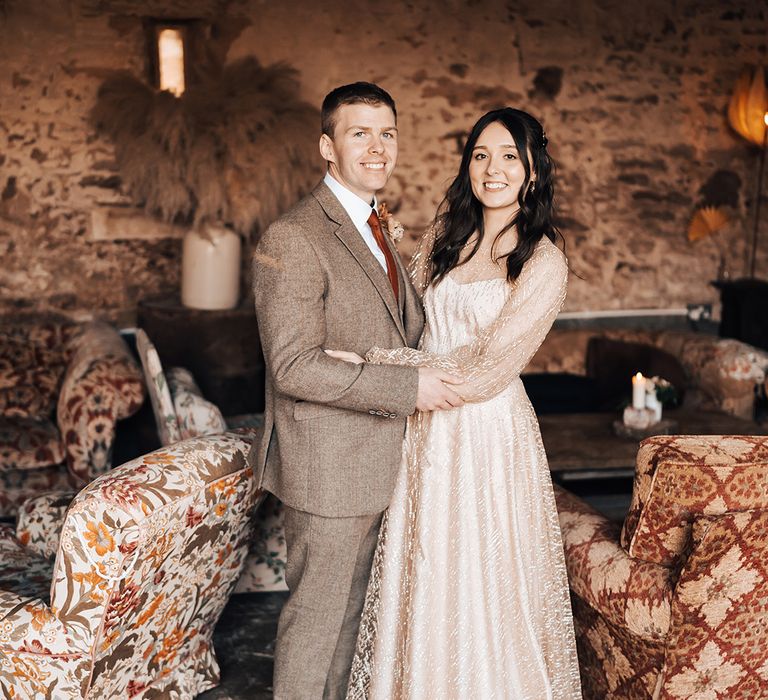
(632, 372), (646, 409)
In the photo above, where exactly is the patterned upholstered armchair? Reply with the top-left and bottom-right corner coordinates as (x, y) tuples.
(0, 431), (259, 698)
(135, 329), (287, 593)
(0, 320), (144, 517)
(555, 435), (768, 699)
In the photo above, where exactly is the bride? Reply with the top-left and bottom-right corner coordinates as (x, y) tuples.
(328, 107), (581, 699)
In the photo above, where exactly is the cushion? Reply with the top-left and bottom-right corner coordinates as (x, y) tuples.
(0, 366), (60, 418)
(0, 323), (72, 370)
(0, 326), (71, 419)
(621, 435), (768, 567)
(521, 373), (600, 414)
(0, 416), (65, 470)
(586, 337), (687, 411)
(167, 366), (227, 440)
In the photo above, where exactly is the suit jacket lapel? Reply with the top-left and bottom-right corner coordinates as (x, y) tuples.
(391, 242), (423, 345)
(376, 223), (418, 323)
(313, 183), (407, 342)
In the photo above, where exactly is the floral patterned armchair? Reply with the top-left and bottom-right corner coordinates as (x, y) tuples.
(0, 320), (145, 517)
(0, 431), (260, 699)
(555, 435), (768, 699)
(135, 328), (286, 593)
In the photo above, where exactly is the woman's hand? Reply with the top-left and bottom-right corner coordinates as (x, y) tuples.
(324, 349), (365, 365)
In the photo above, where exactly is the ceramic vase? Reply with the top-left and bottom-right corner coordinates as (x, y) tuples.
(181, 225), (241, 310)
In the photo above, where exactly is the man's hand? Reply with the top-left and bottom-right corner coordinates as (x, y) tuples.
(416, 367), (464, 411)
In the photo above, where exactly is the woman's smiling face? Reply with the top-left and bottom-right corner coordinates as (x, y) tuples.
(468, 121), (529, 215)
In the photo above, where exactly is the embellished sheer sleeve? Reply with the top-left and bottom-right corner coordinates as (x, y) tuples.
(407, 223), (438, 298)
(366, 241), (568, 403)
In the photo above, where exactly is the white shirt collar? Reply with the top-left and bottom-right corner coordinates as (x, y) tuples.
(324, 172), (378, 232)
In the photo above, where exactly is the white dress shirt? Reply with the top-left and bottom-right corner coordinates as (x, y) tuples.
(323, 172), (388, 271)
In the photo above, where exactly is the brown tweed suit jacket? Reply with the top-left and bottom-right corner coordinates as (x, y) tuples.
(250, 181), (424, 517)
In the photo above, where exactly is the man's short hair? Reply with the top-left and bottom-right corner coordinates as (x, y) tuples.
(321, 82), (397, 137)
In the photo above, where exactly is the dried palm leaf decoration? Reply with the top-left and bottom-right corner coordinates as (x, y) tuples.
(687, 206), (729, 242)
(91, 57), (323, 238)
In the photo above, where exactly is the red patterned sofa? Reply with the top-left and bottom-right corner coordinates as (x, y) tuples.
(555, 435), (768, 699)
(0, 320), (145, 517)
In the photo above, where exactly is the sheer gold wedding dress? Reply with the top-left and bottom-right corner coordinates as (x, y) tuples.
(346, 228), (582, 699)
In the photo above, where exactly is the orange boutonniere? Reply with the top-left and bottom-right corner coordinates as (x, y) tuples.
(377, 202), (405, 245)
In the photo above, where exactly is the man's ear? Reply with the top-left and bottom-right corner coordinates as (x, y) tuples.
(319, 134), (336, 164)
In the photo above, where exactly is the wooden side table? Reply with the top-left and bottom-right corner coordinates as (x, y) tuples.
(137, 296), (265, 415)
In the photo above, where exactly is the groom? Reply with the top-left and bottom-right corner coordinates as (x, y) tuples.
(251, 82), (462, 699)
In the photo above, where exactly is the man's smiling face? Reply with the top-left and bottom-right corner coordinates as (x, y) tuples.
(319, 102), (398, 203)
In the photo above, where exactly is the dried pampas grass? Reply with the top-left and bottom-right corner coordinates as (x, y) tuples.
(91, 57), (323, 238)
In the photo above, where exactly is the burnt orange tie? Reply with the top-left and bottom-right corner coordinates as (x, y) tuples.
(367, 209), (400, 303)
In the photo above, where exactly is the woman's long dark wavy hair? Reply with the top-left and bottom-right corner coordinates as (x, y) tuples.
(431, 108), (562, 284)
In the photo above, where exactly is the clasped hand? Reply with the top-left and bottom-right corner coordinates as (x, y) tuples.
(324, 349), (464, 412)
(324, 349), (365, 364)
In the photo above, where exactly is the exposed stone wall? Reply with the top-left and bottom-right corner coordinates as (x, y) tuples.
(1, 0), (766, 323)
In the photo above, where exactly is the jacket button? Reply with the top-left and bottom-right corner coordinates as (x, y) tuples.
(389, 414), (397, 419)
(368, 409), (376, 415)
(375, 410), (383, 416)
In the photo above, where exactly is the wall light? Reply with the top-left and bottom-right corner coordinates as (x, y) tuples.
(157, 27), (185, 96)
(727, 66), (768, 278)
(148, 22), (188, 97)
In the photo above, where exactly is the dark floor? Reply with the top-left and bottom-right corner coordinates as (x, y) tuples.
(199, 592), (288, 699)
(564, 475), (634, 522)
(196, 486), (631, 699)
